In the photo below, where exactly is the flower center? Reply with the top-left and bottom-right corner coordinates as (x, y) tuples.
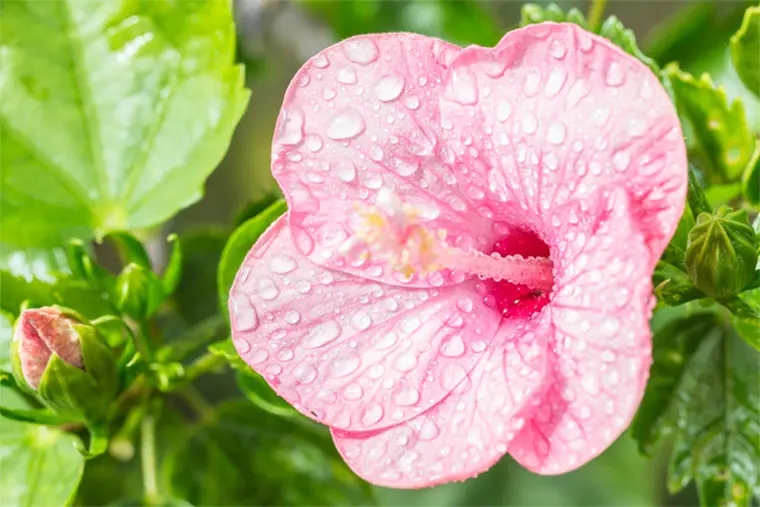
(344, 190), (554, 306)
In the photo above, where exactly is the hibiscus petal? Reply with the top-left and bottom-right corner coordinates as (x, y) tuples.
(229, 217), (502, 432)
(508, 187), (653, 474)
(332, 314), (549, 488)
(272, 33), (496, 287)
(439, 22), (686, 262)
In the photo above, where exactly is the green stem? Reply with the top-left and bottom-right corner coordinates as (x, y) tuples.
(184, 353), (226, 383)
(178, 386), (216, 424)
(587, 0), (608, 31)
(136, 321), (156, 362)
(688, 165), (713, 217)
(141, 412), (159, 505)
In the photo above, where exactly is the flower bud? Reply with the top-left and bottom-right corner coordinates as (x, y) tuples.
(11, 306), (119, 423)
(13, 306), (84, 389)
(685, 206), (759, 300)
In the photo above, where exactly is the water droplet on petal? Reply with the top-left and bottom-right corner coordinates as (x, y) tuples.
(276, 107), (304, 145)
(550, 39), (567, 59)
(351, 311), (372, 331)
(392, 158), (418, 176)
(546, 121), (566, 145)
(322, 88), (337, 101)
(344, 39), (379, 65)
(522, 113), (538, 134)
(444, 68), (478, 105)
(270, 254), (297, 274)
(306, 134), (324, 152)
(304, 320), (342, 348)
(257, 277), (280, 300)
(337, 66), (358, 85)
(370, 144), (384, 161)
(605, 61), (626, 86)
(544, 67), (567, 98)
(329, 353), (361, 377)
(233, 337), (251, 354)
(327, 109), (366, 140)
(375, 74), (405, 102)
(441, 335), (466, 357)
(401, 316), (421, 333)
(313, 54), (329, 68)
(496, 101), (512, 123)
(334, 161), (357, 182)
(456, 298), (473, 313)
(418, 418), (440, 440)
(285, 310), (301, 325)
(249, 348), (268, 364)
(362, 403), (384, 426)
(394, 353), (418, 372)
(342, 383), (364, 400)
(523, 70), (541, 97)
(613, 150), (631, 172)
(393, 387), (421, 406)
(293, 364), (317, 384)
(404, 95), (420, 110)
(292, 227), (315, 255)
(440, 363), (466, 391)
(230, 294), (259, 331)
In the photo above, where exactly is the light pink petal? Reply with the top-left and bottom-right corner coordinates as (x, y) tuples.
(438, 22), (687, 262)
(332, 314), (549, 488)
(229, 216), (502, 432)
(508, 187), (653, 474)
(15, 318), (52, 390)
(272, 33), (496, 287)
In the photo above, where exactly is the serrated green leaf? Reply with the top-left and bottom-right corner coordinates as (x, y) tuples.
(0, 0), (250, 247)
(658, 322), (760, 506)
(217, 200), (287, 314)
(598, 16), (660, 74)
(519, 3), (588, 27)
(731, 5), (760, 97)
(666, 66), (755, 184)
(162, 400), (374, 506)
(0, 387), (85, 506)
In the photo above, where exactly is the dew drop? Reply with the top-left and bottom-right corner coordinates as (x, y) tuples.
(270, 255), (297, 274)
(327, 109), (366, 140)
(230, 294), (259, 331)
(393, 387), (421, 406)
(544, 67), (567, 98)
(322, 88), (337, 101)
(444, 68), (478, 105)
(613, 150), (631, 172)
(375, 331), (398, 350)
(351, 311), (373, 331)
(370, 144), (385, 161)
(257, 277), (280, 300)
(293, 364), (317, 384)
(394, 353), (418, 372)
(233, 337), (251, 354)
(404, 95), (420, 110)
(392, 158), (418, 176)
(522, 113), (538, 135)
(304, 320), (342, 348)
(456, 298), (473, 313)
(329, 354), (361, 378)
(362, 403), (384, 426)
(344, 39), (379, 65)
(418, 418), (440, 440)
(334, 161), (357, 182)
(401, 316), (421, 333)
(523, 70), (541, 97)
(546, 121), (566, 145)
(313, 54), (329, 68)
(496, 101), (512, 123)
(285, 310), (301, 325)
(441, 335), (466, 357)
(306, 134), (323, 153)
(440, 363), (466, 391)
(276, 107), (305, 146)
(375, 75), (405, 102)
(605, 61), (626, 86)
(337, 66), (358, 85)
(342, 383), (364, 400)
(249, 348), (268, 365)
(550, 39), (567, 59)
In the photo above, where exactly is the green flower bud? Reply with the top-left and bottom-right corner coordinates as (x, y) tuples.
(11, 306), (119, 423)
(114, 263), (164, 319)
(685, 206), (759, 299)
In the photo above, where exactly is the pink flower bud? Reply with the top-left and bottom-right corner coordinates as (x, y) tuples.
(14, 307), (85, 390)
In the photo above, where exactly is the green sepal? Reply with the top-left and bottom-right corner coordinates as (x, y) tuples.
(661, 207), (696, 269)
(162, 234), (183, 297)
(76, 323), (119, 400)
(519, 3), (588, 28)
(37, 355), (106, 423)
(65, 239), (115, 292)
(77, 423), (110, 459)
(113, 263), (164, 319)
(598, 15), (660, 73)
(685, 206), (759, 299)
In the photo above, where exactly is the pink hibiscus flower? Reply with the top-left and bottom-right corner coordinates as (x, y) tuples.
(229, 22), (687, 488)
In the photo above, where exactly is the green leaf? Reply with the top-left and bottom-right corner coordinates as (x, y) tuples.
(0, 388), (85, 506)
(666, 65), (755, 184)
(161, 234), (183, 297)
(598, 16), (660, 74)
(217, 199), (287, 314)
(742, 142), (760, 205)
(0, 270), (112, 319)
(725, 289), (760, 351)
(731, 4), (760, 97)
(519, 3), (588, 28)
(235, 371), (297, 418)
(162, 400), (374, 506)
(634, 312), (760, 506)
(662, 207), (696, 269)
(0, 0), (250, 247)
(653, 261), (705, 306)
(667, 326), (760, 506)
(232, 191), (282, 227)
(632, 313), (721, 454)
(106, 232), (152, 270)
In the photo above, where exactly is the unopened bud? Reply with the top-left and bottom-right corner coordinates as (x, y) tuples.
(685, 206), (759, 300)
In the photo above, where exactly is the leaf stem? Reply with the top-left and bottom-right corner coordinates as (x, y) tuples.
(587, 0), (608, 31)
(183, 353), (226, 384)
(141, 410), (159, 505)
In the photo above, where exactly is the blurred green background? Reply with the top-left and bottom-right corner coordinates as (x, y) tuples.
(147, 1), (755, 506)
